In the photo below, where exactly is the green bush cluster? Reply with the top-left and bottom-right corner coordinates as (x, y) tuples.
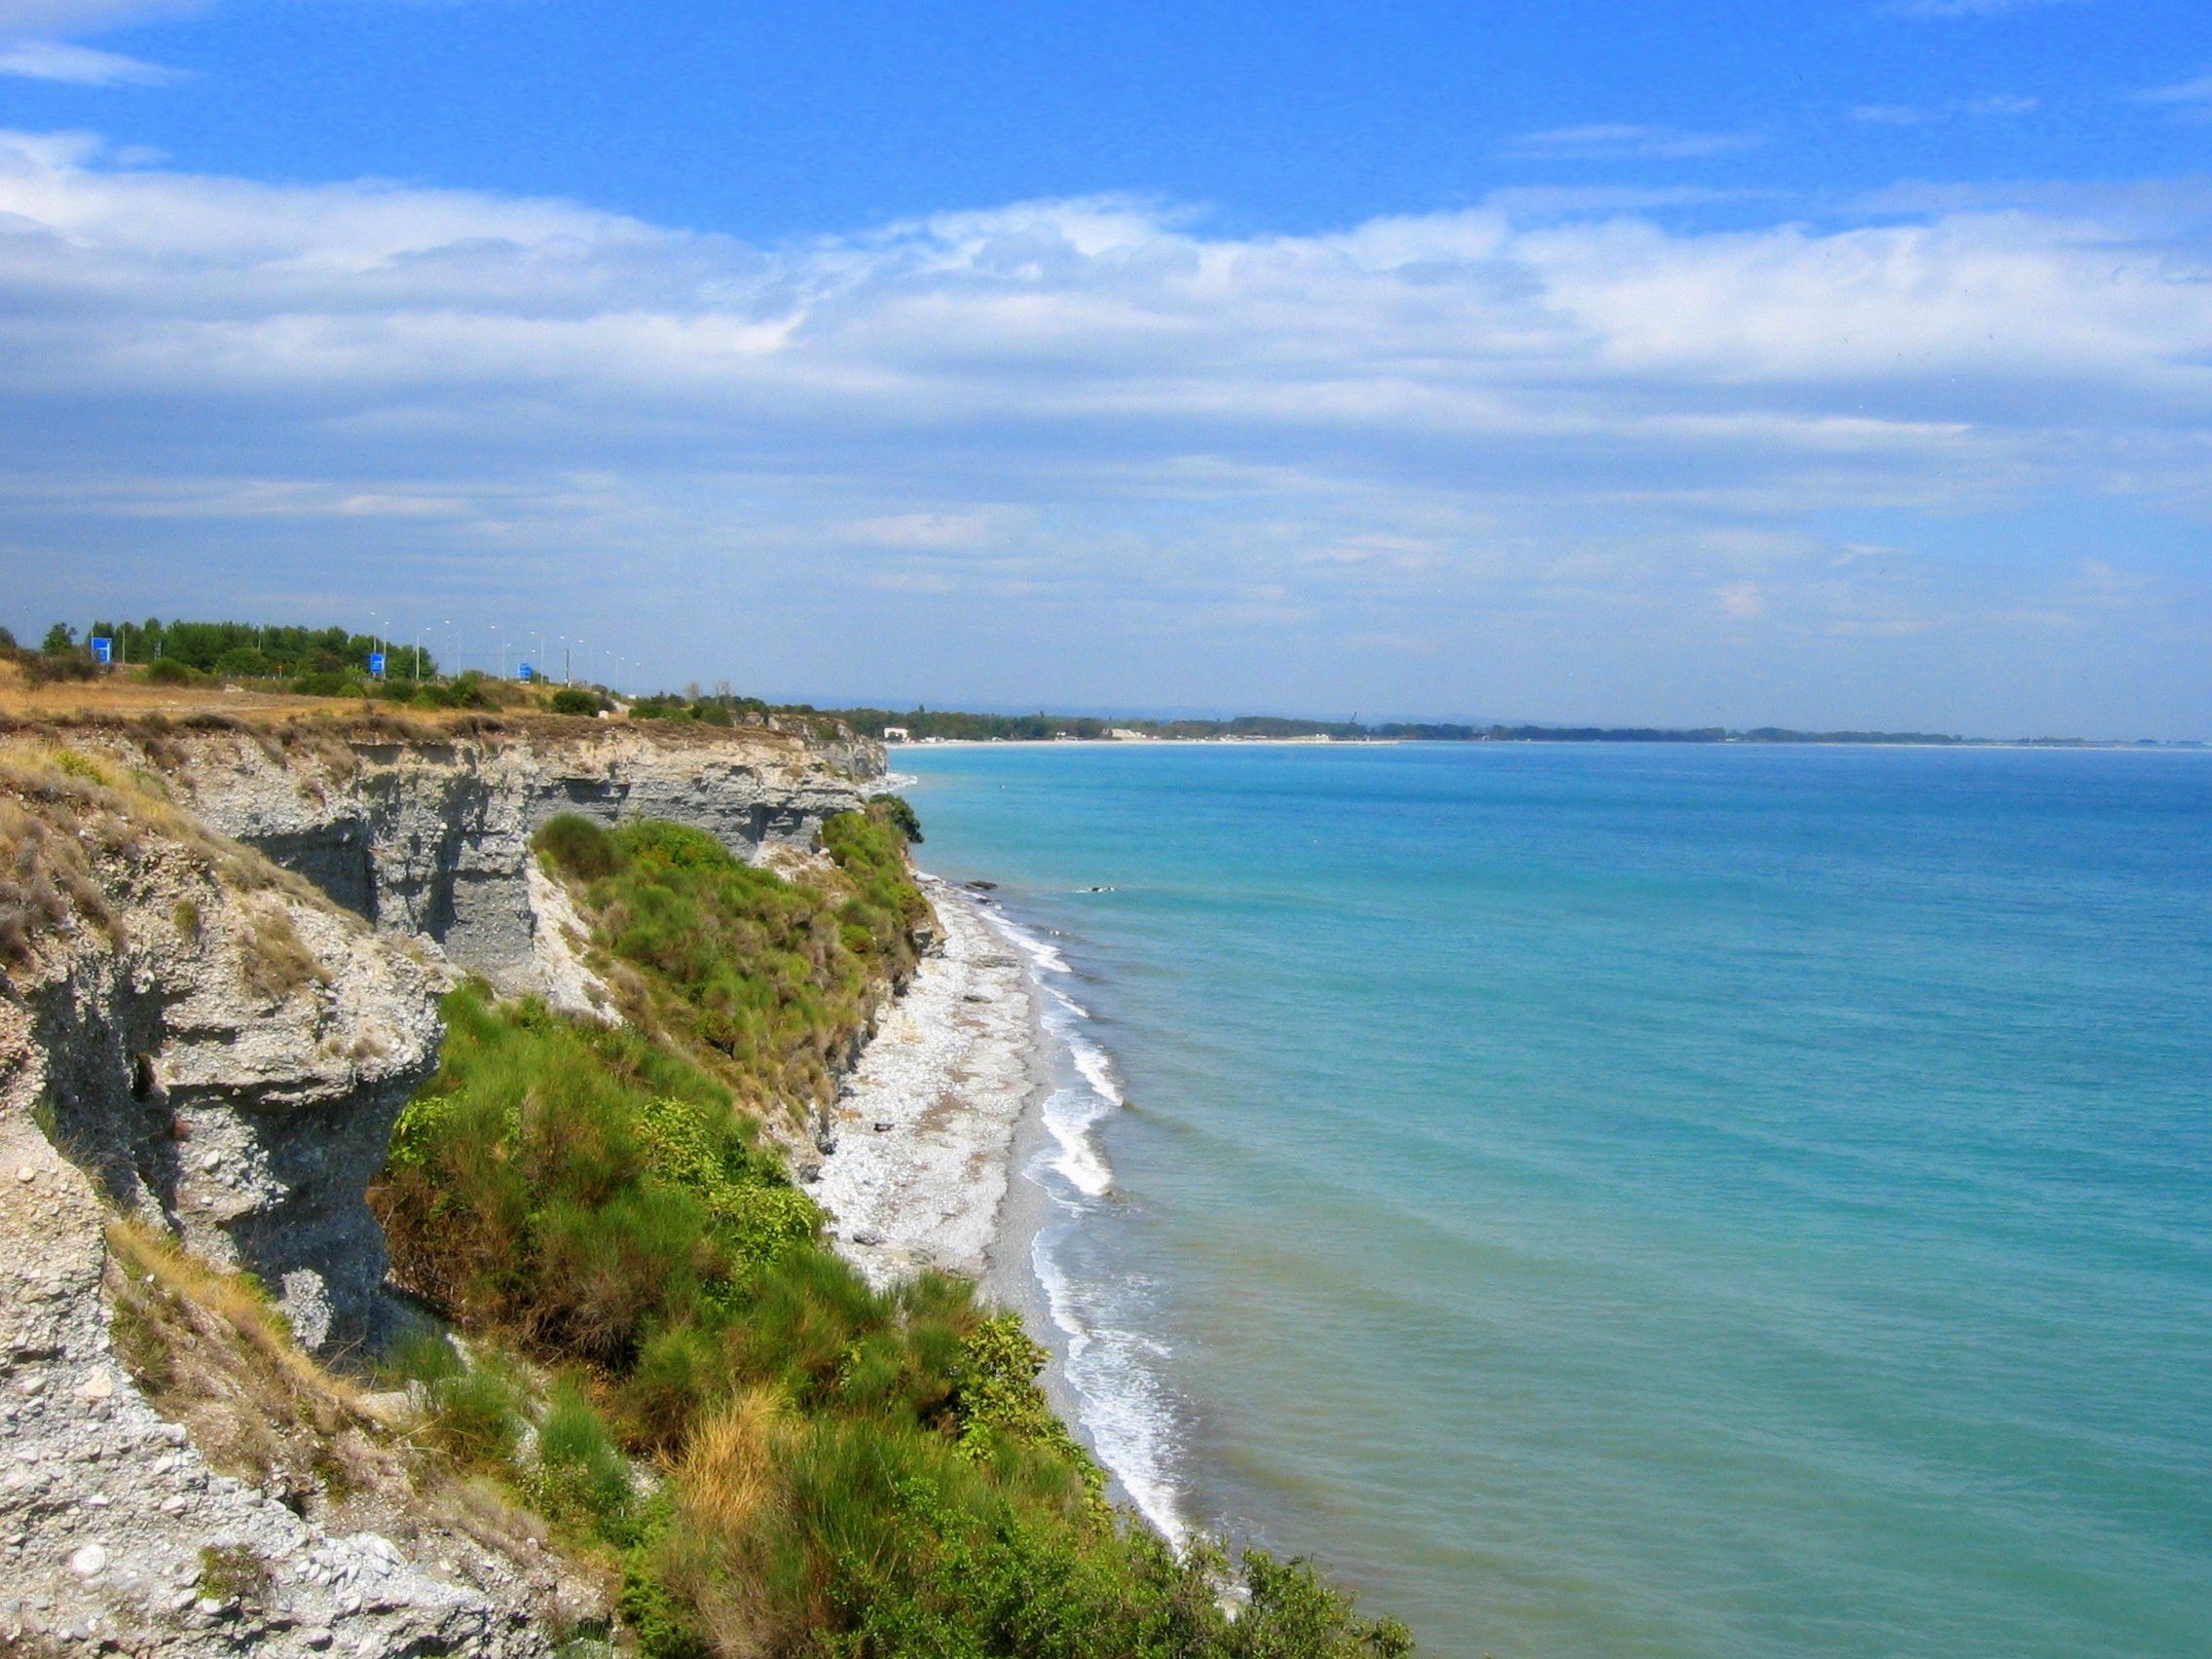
(72, 617), (440, 681)
(378, 813), (1409, 1656)
(373, 668), (499, 709)
(382, 1331), (639, 1537)
(378, 986), (813, 1377)
(866, 793), (925, 844)
(551, 686), (609, 717)
(532, 808), (928, 1118)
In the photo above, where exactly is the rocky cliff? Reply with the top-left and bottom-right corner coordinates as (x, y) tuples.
(166, 717), (880, 998)
(1, 748), (441, 1357)
(0, 713), (886, 1654)
(0, 748), (582, 1654)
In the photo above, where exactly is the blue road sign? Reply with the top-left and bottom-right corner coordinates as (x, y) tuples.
(368, 651), (387, 678)
(90, 637), (113, 666)
(519, 663), (535, 682)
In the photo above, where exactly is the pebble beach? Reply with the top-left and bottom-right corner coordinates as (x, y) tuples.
(812, 875), (1047, 1292)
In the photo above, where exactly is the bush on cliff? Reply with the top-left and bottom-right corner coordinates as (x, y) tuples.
(550, 686), (608, 717)
(531, 806), (929, 1119)
(378, 987), (1409, 1657)
(379, 810), (1409, 1656)
(866, 791), (925, 844)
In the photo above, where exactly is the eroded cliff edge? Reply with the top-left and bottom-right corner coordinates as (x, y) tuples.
(0, 714), (887, 1654)
(164, 717), (880, 997)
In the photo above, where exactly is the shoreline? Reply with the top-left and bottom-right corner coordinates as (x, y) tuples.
(888, 736), (2193, 753)
(812, 874), (1049, 1290)
(811, 870), (1175, 1536)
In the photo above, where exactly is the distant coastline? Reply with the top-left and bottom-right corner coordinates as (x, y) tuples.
(803, 704), (2205, 750)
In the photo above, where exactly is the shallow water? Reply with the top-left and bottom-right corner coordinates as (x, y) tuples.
(899, 742), (2212, 1659)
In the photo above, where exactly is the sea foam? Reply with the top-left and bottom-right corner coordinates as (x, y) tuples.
(974, 902), (1193, 1546)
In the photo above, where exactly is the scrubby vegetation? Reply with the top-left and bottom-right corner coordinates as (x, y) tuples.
(553, 686), (612, 718)
(0, 614), (579, 711)
(531, 807), (930, 1119)
(377, 807), (1410, 1657)
(0, 744), (342, 966)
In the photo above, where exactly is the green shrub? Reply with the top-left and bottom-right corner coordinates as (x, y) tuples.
(531, 1381), (635, 1529)
(535, 813), (624, 882)
(386, 1328), (560, 1488)
(551, 687), (608, 717)
(381, 1327), (464, 1388)
(528, 812), (926, 1118)
(198, 1544), (274, 1608)
(381, 817), (1410, 1654)
(142, 657), (197, 685)
(868, 792), (925, 844)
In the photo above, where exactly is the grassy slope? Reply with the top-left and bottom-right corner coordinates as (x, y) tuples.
(373, 807), (1411, 1658)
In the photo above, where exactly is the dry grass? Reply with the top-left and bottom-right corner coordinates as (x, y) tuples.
(0, 667), (828, 766)
(105, 1218), (384, 1505)
(0, 744), (350, 951)
(241, 901), (330, 1002)
(0, 786), (123, 963)
(674, 1389), (787, 1539)
(103, 1216), (602, 1614)
(0, 656), (339, 720)
(661, 1390), (789, 1659)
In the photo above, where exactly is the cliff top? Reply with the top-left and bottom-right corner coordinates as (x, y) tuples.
(0, 659), (877, 773)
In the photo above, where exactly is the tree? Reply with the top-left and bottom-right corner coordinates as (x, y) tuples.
(40, 622), (76, 654)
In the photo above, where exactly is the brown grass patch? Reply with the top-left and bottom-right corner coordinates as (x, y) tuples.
(0, 745), (351, 940)
(241, 902), (330, 1002)
(674, 1388), (787, 1539)
(105, 1218), (384, 1506)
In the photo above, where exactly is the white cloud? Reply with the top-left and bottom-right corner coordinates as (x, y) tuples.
(1714, 580), (1767, 620)
(1881, 0), (2082, 17)
(1504, 124), (1763, 161)
(0, 130), (2204, 730)
(0, 0), (197, 32)
(2136, 72), (2212, 107)
(1852, 95), (2036, 124)
(0, 38), (179, 82)
(3, 129), (2206, 499)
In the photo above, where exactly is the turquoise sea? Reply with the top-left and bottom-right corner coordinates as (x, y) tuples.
(896, 742), (2211, 1659)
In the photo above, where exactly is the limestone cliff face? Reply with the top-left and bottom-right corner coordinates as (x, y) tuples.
(0, 716), (882, 1653)
(158, 718), (879, 998)
(2, 757), (441, 1356)
(3, 715), (882, 1345)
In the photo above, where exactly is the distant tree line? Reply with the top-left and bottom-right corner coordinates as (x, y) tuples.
(66, 618), (441, 682)
(805, 706), (2142, 748)
(5, 616), (469, 697)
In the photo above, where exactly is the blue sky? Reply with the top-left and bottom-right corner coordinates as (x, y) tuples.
(1, 0), (2208, 734)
